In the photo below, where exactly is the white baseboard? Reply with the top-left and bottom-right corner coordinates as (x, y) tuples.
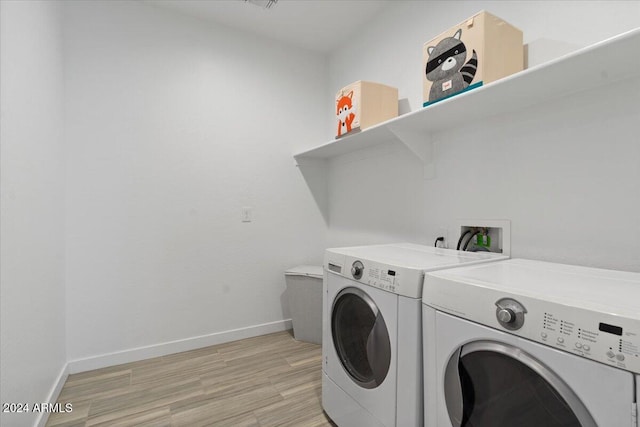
(67, 319), (292, 374)
(34, 362), (69, 427)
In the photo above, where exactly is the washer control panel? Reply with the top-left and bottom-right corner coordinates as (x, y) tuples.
(350, 259), (403, 293)
(324, 253), (425, 299)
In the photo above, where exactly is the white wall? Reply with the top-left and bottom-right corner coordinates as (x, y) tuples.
(62, 1), (328, 362)
(326, 1), (640, 272)
(2, 2), (636, 406)
(0, 2), (67, 426)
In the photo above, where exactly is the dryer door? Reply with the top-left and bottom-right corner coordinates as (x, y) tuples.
(444, 340), (595, 427)
(331, 287), (391, 389)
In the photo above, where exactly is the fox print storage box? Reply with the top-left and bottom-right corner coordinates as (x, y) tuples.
(422, 11), (523, 107)
(336, 81), (398, 138)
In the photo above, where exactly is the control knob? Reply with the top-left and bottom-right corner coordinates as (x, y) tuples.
(351, 261), (364, 280)
(495, 298), (527, 330)
(497, 308), (516, 324)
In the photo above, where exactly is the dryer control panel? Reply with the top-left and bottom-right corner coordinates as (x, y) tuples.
(533, 306), (640, 373)
(423, 277), (640, 374)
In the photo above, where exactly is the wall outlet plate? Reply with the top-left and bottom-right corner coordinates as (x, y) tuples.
(242, 207), (252, 222)
(457, 219), (511, 256)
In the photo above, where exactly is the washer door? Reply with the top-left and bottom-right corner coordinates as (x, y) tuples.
(444, 340), (596, 427)
(331, 287), (391, 389)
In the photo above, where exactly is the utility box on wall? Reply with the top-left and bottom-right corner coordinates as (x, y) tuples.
(422, 11), (523, 107)
(335, 81), (398, 138)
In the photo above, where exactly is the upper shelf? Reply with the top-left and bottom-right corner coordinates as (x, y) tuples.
(294, 28), (640, 162)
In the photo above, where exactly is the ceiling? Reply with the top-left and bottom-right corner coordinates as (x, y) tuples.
(143, 0), (392, 53)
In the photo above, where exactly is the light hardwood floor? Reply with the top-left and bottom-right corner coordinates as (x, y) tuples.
(46, 331), (336, 427)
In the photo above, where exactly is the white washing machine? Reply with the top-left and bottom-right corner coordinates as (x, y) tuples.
(322, 243), (508, 427)
(422, 258), (640, 427)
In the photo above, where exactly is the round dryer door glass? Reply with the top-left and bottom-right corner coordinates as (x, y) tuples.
(444, 341), (596, 427)
(331, 287), (391, 389)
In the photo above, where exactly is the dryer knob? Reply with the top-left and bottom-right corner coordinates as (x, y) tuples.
(495, 298), (527, 330)
(351, 261), (364, 280)
(497, 308), (515, 324)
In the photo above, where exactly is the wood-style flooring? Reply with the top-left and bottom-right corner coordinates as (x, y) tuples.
(46, 331), (336, 427)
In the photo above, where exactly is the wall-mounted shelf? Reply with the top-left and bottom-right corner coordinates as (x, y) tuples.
(294, 28), (640, 168)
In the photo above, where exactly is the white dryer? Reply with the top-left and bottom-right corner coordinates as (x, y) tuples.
(322, 243), (507, 427)
(422, 258), (640, 427)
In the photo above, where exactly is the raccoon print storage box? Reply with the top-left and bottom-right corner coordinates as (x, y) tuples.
(422, 11), (523, 107)
(335, 81), (398, 138)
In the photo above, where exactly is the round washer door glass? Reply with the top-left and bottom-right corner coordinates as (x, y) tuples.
(444, 341), (596, 427)
(331, 287), (391, 389)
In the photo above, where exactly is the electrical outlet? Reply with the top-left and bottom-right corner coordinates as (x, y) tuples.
(241, 207), (252, 222)
(457, 219), (510, 256)
(436, 227), (449, 248)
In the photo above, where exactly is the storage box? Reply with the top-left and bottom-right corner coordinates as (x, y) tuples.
(335, 81), (398, 138)
(423, 11), (523, 107)
(285, 265), (323, 345)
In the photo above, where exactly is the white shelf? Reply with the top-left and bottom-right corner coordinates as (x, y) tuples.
(294, 28), (640, 165)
